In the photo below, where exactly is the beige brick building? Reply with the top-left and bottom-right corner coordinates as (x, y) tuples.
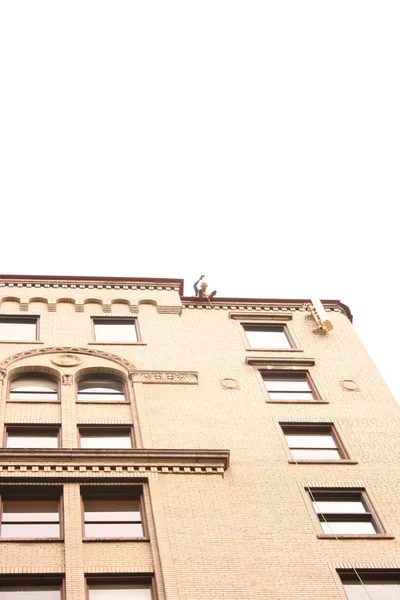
(0, 274), (398, 599)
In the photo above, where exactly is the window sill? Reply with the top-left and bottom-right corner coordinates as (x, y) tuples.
(6, 400), (61, 404)
(246, 347), (303, 352)
(289, 459), (358, 465)
(88, 342), (147, 346)
(317, 534), (394, 540)
(83, 537), (149, 542)
(0, 340), (43, 344)
(0, 538), (63, 543)
(266, 400), (329, 404)
(76, 401), (129, 405)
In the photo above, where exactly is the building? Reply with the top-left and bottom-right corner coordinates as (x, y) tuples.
(0, 273), (398, 600)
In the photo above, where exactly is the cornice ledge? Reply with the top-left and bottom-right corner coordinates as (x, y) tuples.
(246, 356), (316, 367)
(0, 448), (230, 471)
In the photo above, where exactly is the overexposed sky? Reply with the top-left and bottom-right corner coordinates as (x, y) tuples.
(0, 2), (399, 401)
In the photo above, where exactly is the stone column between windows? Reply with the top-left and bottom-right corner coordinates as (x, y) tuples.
(63, 482), (86, 599)
(0, 375), (6, 447)
(60, 378), (78, 448)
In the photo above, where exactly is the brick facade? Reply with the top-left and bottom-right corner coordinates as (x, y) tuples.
(0, 275), (398, 599)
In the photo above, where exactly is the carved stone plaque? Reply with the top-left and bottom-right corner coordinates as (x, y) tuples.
(130, 371), (198, 384)
(51, 354), (82, 367)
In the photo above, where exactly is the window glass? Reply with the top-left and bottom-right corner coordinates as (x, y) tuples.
(0, 318), (37, 341)
(80, 432), (132, 449)
(263, 375), (315, 401)
(343, 582), (400, 600)
(291, 449), (341, 460)
(78, 378), (125, 402)
(1, 499), (60, 538)
(7, 433), (59, 449)
(312, 501), (366, 514)
(10, 376), (58, 401)
(285, 434), (337, 449)
(88, 584), (152, 599)
(244, 326), (291, 349)
(93, 320), (137, 343)
(84, 498), (142, 537)
(321, 521), (376, 535)
(0, 588), (60, 599)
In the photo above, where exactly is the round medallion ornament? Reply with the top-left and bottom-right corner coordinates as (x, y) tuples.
(51, 354), (82, 367)
(221, 378), (239, 390)
(340, 379), (359, 391)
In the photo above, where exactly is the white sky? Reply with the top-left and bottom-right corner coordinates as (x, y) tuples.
(0, 2), (399, 401)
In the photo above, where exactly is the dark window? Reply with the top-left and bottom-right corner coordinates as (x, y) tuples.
(0, 488), (61, 539)
(263, 372), (317, 401)
(79, 427), (133, 449)
(82, 488), (143, 538)
(339, 570), (400, 599)
(308, 489), (383, 535)
(9, 374), (58, 402)
(6, 427), (60, 449)
(282, 424), (347, 460)
(93, 319), (138, 343)
(77, 376), (125, 403)
(0, 318), (38, 342)
(243, 325), (292, 349)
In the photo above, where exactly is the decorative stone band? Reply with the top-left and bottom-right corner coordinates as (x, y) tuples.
(0, 448), (230, 474)
(130, 371), (198, 384)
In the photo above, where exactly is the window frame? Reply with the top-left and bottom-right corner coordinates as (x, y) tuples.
(76, 374), (128, 404)
(307, 488), (386, 538)
(91, 317), (141, 345)
(0, 486), (63, 540)
(4, 426), (61, 449)
(85, 576), (155, 600)
(78, 426), (134, 450)
(80, 486), (147, 540)
(0, 577), (65, 599)
(262, 370), (321, 403)
(242, 323), (295, 351)
(0, 316), (40, 343)
(7, 373), (60, 404)
(281, 423), (352, 463)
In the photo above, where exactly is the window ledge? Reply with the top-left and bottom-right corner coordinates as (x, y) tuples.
(266, 400), (329, 404)
(83, 537), (149, 542)
(246, 347), (303, 352)
(0, 538), (63, 543)
(6, 400), (61, 404)
(76, 401), (129, 405)
(289, 459), (358, 465)
(0, 340), (43, 344)
(88, 342), (147, 346)
(317, 534), (394, 540)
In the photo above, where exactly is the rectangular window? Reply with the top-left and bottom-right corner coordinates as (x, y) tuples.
(282, 424), (347, 460)
(263, 372), (317, 402)
(87, 578), (152, 600)
(243, 325), (292, 349)
(82, 487), (143, 538)
(0, 579), (62, 599)
(0, 317), (38, 342)
(79, 427), (133, 449)
(6, 427), (60, 449)
(339, 570), (400, 599)
(0, 488), (61, 539)
(93, 319), (138, 343)
(308, 489), (383, 535)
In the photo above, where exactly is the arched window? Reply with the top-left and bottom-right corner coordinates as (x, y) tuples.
(77, 375), (126, 403)
(9, 374), (59, 402)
